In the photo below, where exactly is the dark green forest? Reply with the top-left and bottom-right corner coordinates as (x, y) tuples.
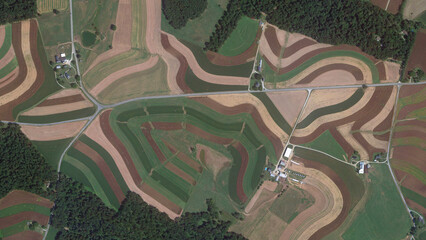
(0, 122), (246, 240)
(0, 0), (37, 25)
(204, 0), (421, 61)
(162, 0), (208, 29)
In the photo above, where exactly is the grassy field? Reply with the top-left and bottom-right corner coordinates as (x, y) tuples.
(97, 58), (169, 104)
(45, 227), (59, 240)
(0, 204), (50, 218)
(37, 4), (71, 47)
(37, 0), (68, 14)
(32, 138), (73, 169)
(269, 186), (315, 223)
(17, 107), (96, 123)
(342, 164), (412, 240)
(0, 58), (18, 79)
(0, 25), (12, 58)
(161, 0), (228, 47)
(0, 221), (37, 238)
(218, 16), (258, 56)
(401, 187), (426, 208)
(301, 130), (348, 161)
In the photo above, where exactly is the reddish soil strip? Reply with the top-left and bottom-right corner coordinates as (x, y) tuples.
(206, 27), (261, 66)
(192, 97), (283, 158)
(140, 183), (182, 215)
(297, 63), (364, 84)
(371, 0), (388, 11)
(100, 110), (142, 185)
(405, 198), (426, 217)
(160, 33), (191, 93)
(394, 129), (426, 141)
(186, 124), (234, 145)
(405, 31), (426, 76)
(387, 0), (403, 14)
(376, 62), (387, 80)
(165, 162), (196, 185)
(38, 94), (84, 107)
(162, 140), (203, 173)
(74, 140), (126, 203)
(329, 128), (354, 158)
(4, 231), (42, 240)
(233, 142), (249, 203)
(0, 20), (44, 121)
(0, 212), (49, 228)
(399, 85), (425, 98)
(283, 38), (317, 58)
(374, 110), (394, 132)
(397, 100), (426, 120)
(264, 26), (282, 56)
(264, 44), (380, 75)
(392, 146), (425, 171)
(396, 119), (426, 128)
(141, 122), (167, 163)
(152, 122), (183, 130)
(0, 68), (19, 88)
(295, 157), (351, 240)
(0, 26), (5, 47)
(0, 190), (53, 210)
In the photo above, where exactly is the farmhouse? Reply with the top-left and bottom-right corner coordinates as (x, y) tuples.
(359, 161), (365, 174)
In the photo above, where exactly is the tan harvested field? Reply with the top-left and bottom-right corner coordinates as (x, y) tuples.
(300, 88), (358, 121)
(196, 144), (230, 180)
(4, 231), (43, 240)
(37, 0), (68, 14)
(245, 181), (277, 213)
(0, 47), (15, 69)
(266, 90), (308, 127)
(85, 111), (181, 219)
(21, 100), (93, 116)
(20, 120), (87, 141)
(84, 0), (132, 75)
(0, 190), (53, 209)
(337, 122), (369, 160)
(382, 61), (401, 83)
(90, 55), (159, 96)
(45, 88), (82, 99)
(402, 0), (426, 20)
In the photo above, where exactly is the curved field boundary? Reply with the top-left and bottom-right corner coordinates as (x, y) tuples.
(264, 26), (282, 57)
(0, 191), (52, 210)
(0, 204), (50, 219)
(20, 120), (87, 141)
(37, 93), (85, 106)
(283, 38), (318, 59)
(228, 143), (249, 203)
(297, 63), (363, 84)
(0, 25), (12, 60)
(0, 211), (49, 228)
(3, 231), (43, 240)
(17, 106), (96, 123)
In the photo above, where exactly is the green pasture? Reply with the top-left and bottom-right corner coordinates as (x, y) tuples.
(218, 16), (259, 56)
(251, 92), (292, 134)
(342, 165), (412, 240)
(182, 40), (253, 77)
(391, 158), (426, 184)
(37, 7), (71, 47)
(32, 138), (73, 169)
(0, 221), (32, 237)
(297, 88), (364, 129)
(401, 187), (426, 208)
(0, 58), (18, 79)
(397, 86), (426, 111)
(0, 204), (50, 218)
(130, 0), (147, 49)
(151, 168), (191, 202)
(97, 58), (169, 104)
(79, 134), (130, 195)
(0, 24), (12, 59)
(263, 50), (380, 87)
(301, 130), (348, 161)
(161, 0), (228, 47)
(45, 226), (59, 240)
(294, 147), (364, 211)
(269, 186), (315, 223)
(185, 68), (247, 93)
(13, 31), (62, 119)
(17, 107), (96, 123)
(392, 136), (426, 148)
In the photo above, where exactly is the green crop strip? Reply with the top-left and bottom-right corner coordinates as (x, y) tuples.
(0, 204), (50, 218)
(401, 187), (426, 208)
(185, 67), (247, 93)
(301, 130), (348, 161)
(17, 107), (96, 123)
(297, 88), (364, 129)
(227, 145), (243, 204)
(0, 24), (12, 59)
(0, 221), (29, 237)
(151, 170), (190, 202)
(0, 58), (17, 79)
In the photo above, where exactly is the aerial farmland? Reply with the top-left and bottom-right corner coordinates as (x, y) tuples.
(0, 0), (424, 239)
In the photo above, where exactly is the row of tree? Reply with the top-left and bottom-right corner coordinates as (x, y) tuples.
(162, 0), (208, 29)
(0, 0), (37, 25)
(0, 122), (246, 239)
(204, 0), (421, 61)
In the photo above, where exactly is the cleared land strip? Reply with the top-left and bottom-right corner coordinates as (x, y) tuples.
(20, 120), (87, 141)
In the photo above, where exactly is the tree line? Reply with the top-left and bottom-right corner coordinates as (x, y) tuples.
(0, 0), (37, 25)
(204, 0), (421, 61)
(162, 0), (208, 29)
(0, 122), (246, 240)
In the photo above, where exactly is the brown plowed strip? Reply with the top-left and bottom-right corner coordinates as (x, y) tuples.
(405, 199), (426, 217)
(165, 162), (196, 185)
(393, 130), (426, 141)
(38, 94), (84, 106)
(20, 120), (87, 141)
(0, 47), (15, 69)
(394, 170), (426, 199)
(392, 146), (425, 171)
(374, 110), (394, 132)
(0, 212), (49, 228)
(264, 26), (282, 56)
(162, 140), (203, 173)
(234, 142), (249, 203)
(399, 85), (425, 98)
(283, 38), (317, 58)
(186, 124), (234, 145)
(0, 68), (19, 88)
(374, 132), (390, 141)
(297, 63), (363, 84)
(404, 31), (426, 77)
(295, 157), (351, 240)
(4, 231), (42, 240)
(140, 183), (182, 215)
(100, 110), (142, 184)
(292, 87), (392, 146)
(352, 132), (384, 157)
(0, 26), (5, 47)
(0, 20), (44, 121)
(377, 62), (386, 80)
(192, 97), (283, 158)
(141, 122), (167, 163)
(160, 33), (191, 93)
(396, 119), (426, 128)
(397, 100), (426, 120)
(0, 190), (53, 209)
(329, 128), (353, 158)
(206, 27), (261, 66)
(152, 122), (183, 130)
(74, 140), (126, 203)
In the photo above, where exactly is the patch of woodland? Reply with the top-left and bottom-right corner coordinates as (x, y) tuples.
(162, 0), (208, 29)
(0, 0), (37, 25)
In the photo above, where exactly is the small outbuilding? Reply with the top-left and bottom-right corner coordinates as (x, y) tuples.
(359, 161), (365, 174)
(284, 147), (293, 158)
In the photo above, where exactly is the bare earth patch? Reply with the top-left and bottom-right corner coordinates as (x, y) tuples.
(21, 120), (87, 141)
(402, 0), (426, 20)
(45, 88), (82, 100)
(382, 61), (401, 83)
(245, 181), (278, 213)
(196, 144), (231, 180)
(267, 90), (308, 127)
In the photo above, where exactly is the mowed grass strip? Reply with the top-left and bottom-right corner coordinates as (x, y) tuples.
(297, 88), (364, 129)
(301, 130), (348, 161)
(0, 204), (50, 218)
(17, 107), (96, 123)
(79, 134), (130, 195)
(0, 25), (12, 59)
(218, 16), (259, 56)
